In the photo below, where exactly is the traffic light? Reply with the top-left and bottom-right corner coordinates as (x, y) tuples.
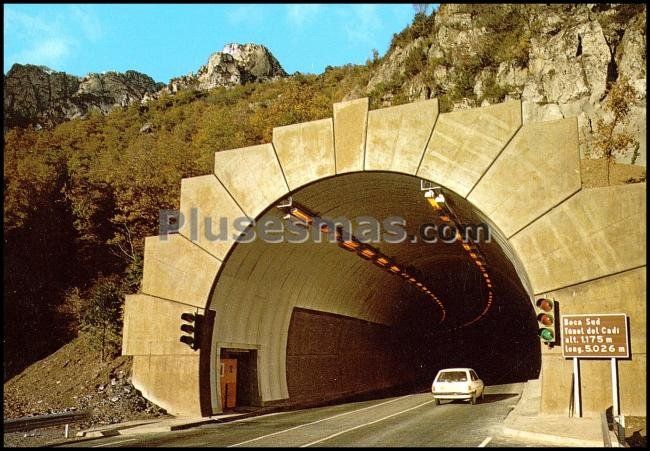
(180, 312), (203, 350)
(536, 298), (557, 345)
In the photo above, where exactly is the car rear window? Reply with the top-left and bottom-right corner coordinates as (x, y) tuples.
(437, 371), (467, 382)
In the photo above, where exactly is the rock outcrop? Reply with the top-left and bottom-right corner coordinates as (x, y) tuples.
(3, 64), (164, 128)
(3, 43), (287, 128)
(166, 43), (287, 93)
(365, 4), (646, 165)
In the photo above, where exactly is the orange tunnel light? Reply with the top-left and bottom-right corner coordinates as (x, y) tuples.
(426, 197), (443, 211)
(289, 207), (313, 225)
(359, 247), (377, 259)
(375, 256), (390, 267)
(339, 240), (360, 251)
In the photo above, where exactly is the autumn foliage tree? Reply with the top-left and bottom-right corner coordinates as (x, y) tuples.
(81, 277), (124, 363)
(3, 65), (369, 377)
(592, 77), (640, 184)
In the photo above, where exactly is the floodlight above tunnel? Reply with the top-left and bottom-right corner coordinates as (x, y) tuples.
(421, 180), (445, 211)
(288, 206), (313, 225)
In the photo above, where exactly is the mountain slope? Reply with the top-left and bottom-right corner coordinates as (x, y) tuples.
(362, 3), (646, 164)
(3, 43), (287, 128)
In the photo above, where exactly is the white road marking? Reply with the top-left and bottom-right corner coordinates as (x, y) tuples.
(220, 410), (293, 424)
(300, 399), (436, 447)
(478, 436), (492, 447)
(228, 395), (410, 447)
(92, 438), (137, 447)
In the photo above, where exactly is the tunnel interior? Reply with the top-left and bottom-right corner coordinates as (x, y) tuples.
(210, 172), (541, 408)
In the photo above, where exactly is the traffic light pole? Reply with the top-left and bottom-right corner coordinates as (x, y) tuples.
(572, 357), (581, 418)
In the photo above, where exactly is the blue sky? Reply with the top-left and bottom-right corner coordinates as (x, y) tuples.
(4, 4), (419, 82)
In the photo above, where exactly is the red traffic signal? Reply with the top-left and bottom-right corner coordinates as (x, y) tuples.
(536, 298), (553, 312)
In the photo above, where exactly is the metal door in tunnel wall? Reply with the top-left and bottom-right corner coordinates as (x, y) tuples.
(220, 358), (237, 409)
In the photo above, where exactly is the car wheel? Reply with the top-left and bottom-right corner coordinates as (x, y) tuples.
(433, 398), (440, 406)
(470, 394), (476, 405)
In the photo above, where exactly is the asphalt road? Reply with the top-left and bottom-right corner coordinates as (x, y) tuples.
(60, 385), (530, 447)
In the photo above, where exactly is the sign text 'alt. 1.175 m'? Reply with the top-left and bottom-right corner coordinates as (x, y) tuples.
(561, 313), (629, 358)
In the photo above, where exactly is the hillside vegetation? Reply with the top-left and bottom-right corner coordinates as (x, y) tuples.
(3, 65), (370, 379)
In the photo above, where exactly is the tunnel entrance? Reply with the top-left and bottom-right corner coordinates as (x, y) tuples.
(210, 171), (541, 410)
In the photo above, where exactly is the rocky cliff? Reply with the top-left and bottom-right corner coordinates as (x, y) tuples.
(164, 43), (287, 93)
(364, 4), (646, 165)
(3, 65), (164, 128)
(4, 43), (287, 128)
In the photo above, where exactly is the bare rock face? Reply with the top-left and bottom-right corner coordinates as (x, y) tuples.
(4, 65), (80, 128)
(366, 4), (646, 165)
(167, 43), (287, 92)
(3, 43), (286, 128)
(3, 64), (163, 128)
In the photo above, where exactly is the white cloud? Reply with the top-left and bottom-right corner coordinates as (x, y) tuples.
(341, 5), (382, 48)
(17, 38), (72, 67)
(70, 5), (102, 41)
(4, 8), (71, 68)
(4, 5), (102, 70)
(226, 5), (264, 27)
(286, 4), (321, 28)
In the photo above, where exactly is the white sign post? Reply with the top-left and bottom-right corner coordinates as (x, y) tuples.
(573, 357), (581, 418)
(611, 357), (619, 417)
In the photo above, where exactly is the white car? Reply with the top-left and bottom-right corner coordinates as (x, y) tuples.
(431, 368), (485, 405)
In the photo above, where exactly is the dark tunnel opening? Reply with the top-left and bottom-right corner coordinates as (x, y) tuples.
(211, 171), (541, 410)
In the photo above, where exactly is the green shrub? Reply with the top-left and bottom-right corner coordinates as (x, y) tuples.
(480, 71), (511, 104)
(81, 276), (124, 362)
(404, 46), (428, 77)
(389, 11), (437, 52)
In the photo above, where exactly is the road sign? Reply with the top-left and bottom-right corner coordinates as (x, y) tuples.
(561, 313), (628, 358)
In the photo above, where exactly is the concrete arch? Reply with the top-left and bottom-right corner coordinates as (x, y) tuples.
(122, 97), (646, 417)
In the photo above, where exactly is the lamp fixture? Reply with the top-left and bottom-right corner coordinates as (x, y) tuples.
(288, 207), (313, 225)
(358, 246), (377, 260)
(375, 256), (390, 267)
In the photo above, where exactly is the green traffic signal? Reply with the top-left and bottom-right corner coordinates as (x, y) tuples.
(538, 327), (554, 342)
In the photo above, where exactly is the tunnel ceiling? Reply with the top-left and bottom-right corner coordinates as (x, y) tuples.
(212, 171), (532, 334)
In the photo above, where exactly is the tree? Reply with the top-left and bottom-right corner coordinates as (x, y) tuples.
(592, 77), (640, 185)
(82, 277), (124, 363)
